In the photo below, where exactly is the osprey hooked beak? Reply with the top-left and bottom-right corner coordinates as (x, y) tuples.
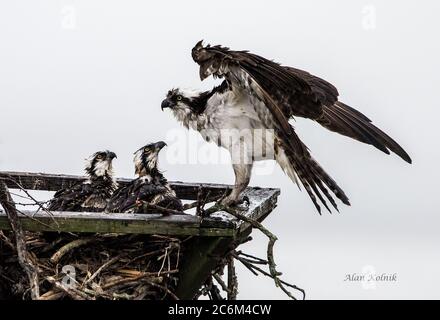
(161, 98), (175, 111)
(154, 141), (167, 150)
(107, 151), (117, 160)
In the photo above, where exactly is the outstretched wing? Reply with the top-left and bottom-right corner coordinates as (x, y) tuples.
(192, 41), (312, 153)
(191, 41), (350, 213)
(192, 41), (411, 164)
(285, 67), (411, 163)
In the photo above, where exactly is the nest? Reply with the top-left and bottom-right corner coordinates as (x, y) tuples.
(0, 176), (304, 300)
(0, 231), (181, 300)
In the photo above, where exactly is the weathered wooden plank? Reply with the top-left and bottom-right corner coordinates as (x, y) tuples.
(0, 171), (230, 200)
(206, 187), (280, 242)
(0, 211), (235, 237)
(0, 171), (280, 238)
(237, 187), (280, 238)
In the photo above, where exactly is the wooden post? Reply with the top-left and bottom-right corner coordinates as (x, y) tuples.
(174, 236), (233, 300)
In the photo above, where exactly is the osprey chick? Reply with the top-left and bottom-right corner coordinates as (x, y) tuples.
(106, 141), (183, 213)
(47, 150), (118, 212)
(161, 41), (411, 214)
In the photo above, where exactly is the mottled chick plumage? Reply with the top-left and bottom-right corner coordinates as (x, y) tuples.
(106, 141), (183, 214)
(47, 150), (118, 212)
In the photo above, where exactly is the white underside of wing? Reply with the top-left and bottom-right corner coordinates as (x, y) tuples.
(274, 146), (300, 185)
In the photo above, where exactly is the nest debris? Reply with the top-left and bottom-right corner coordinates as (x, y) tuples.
(0, 231), (181, 300)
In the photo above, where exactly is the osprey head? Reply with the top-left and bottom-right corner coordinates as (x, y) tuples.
(133, 141), (167, 177)
(85, 150), (117, 179)
(161, 88), (208, 125)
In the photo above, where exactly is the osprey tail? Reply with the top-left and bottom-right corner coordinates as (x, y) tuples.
(276, 147), (350, 214)
(317, 102), (412, 163)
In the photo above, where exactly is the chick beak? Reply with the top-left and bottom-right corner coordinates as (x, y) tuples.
(155, 141), (167, 150)
(108, 152), (117, 160)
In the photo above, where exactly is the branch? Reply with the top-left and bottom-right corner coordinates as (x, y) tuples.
(50, 238), (94, 264)
(137, 201), (186, 215)
(1, 175), (58, 224)
(227, 256), (238, 300)
(0, 181), (40, 299)
(46, 276), (93, 300)
(233, 252), (305, 300)
(212, 204), (305, 300)
(213, 274), (231, 294)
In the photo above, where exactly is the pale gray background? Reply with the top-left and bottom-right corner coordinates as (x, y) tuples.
(0, 0), (439, 299)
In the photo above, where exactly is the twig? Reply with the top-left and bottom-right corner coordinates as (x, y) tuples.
(233, 253), (306, 300)
(196, 186), (204, 216)
(206, 276), (224, 300)
(236, 251), (268, 264)
(236, 256), (259, 276)
(84, 255), (121, 286)
(142, 279), (179, 300)
(182, 189), (227, 211)
(101, 274), (162, 290)
(213, 274), (231, 294)
(46, 276), (93, 300)
(2, 176), (58, 225)
(195, 187), (212, 217)
(14, 208), (55, 230)
(235, 254), (306, 299)
(9, 191), (36, 201)
(0, 230), (16, 250)
(116, 269), (178, 277)
(38, 290), (65, 300)
(227, 256), (238, 300)
(139, 201), (186, 215)
(0, 181), (40, 299)
(215, 204), (305, 300)
(158, 246), (169, 276)
(50, 238), (94, 264)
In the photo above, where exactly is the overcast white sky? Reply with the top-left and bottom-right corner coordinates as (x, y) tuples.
(0, 0), (439, 299)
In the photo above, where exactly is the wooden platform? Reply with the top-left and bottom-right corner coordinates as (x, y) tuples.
(0, 171), (279, 238)
(0, 171), (280, 299)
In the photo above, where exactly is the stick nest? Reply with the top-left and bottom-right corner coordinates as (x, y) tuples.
(0, 231), (181, 300)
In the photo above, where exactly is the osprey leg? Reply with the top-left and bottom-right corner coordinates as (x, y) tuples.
(221, 163), (253, 206)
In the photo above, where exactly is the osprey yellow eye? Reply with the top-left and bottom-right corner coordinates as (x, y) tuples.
(176, 95), (182, 101)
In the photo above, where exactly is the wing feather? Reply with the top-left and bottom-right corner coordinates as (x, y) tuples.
(192, 41), (411, 164)
(192, 41), (352, 213)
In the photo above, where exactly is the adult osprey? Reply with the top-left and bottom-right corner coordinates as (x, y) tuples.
(106, 141), (183, 213)
(47, 150), (118, 212)
(161, 41), (411, 213)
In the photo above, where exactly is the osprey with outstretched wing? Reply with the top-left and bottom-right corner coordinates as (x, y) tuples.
(161, 41), (411, 213)
(106, 141), (183, 214)
(47, 150), (118, 212)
